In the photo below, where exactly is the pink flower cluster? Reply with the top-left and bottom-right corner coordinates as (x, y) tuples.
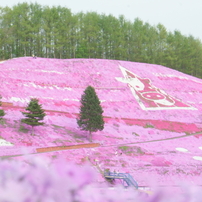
(0, 156), (201, 202)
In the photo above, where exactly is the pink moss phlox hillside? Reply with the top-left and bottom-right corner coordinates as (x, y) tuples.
(1, 57), (202, 188)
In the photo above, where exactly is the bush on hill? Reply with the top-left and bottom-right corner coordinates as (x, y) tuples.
(0, 95), (5, 120)
(21, 98), (46, 135)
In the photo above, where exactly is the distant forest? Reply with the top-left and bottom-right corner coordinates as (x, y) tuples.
(1, 3), (202, 78)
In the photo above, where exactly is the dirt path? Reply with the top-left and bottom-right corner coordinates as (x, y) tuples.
(36, 143), (100, 153)
(0, 143), (100, 158)
(101, 130), (202, 148)
(1, 130), (201, 159)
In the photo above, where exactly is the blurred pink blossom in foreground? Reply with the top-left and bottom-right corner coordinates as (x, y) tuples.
(0, 157), (201, 202)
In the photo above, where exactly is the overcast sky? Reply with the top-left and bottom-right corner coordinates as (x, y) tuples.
(1, 0), (202, 41)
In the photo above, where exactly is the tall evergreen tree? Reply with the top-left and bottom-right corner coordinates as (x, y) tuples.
(0, 95), (5, 119)
(77, 86), (104, 142)
(21, 98), (46, 135)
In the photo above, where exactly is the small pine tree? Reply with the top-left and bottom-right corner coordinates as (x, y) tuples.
(77, 86), (104, 142)
(21, 98), (46, 135)
(0, 95), (5, 119)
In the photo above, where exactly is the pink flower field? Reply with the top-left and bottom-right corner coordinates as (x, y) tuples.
(0, 57), (202, 190)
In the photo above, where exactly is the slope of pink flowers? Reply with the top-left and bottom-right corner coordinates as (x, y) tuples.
(0, 57), (202, 190)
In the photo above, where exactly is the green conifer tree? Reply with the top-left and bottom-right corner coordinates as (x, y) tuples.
(0, 95), (5, 119)
(77, 86), (104, 142)
(21, 98), (46, 135)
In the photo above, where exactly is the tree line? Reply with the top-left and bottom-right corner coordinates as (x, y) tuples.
(0, 3), (202, 78)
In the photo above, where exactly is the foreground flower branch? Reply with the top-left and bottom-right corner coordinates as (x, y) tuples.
(0, 156), (201, 202)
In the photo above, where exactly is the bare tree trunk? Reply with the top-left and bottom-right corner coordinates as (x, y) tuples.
(31, 126), (34, 135)
(89, 131), (92, 142)
(24, 47), (26, 56)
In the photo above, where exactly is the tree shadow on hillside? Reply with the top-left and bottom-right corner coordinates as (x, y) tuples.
(51, 124), (91, 142)
(66, 127), (89, 141)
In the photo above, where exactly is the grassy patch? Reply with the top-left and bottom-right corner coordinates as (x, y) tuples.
(52, 155), (57, 159)
(52, 139), (63, 143)
(119, 159), (127, 167)
(80, 157), (88, 163)
(93, 152), (101, 155)
(169, 151), (177, 153)
(136, 147), (145, 155)
(119, 146), (146, 156)
(113, 123), (119, 127)
(118, 146), (129, 151)
(126, 151), (133, 154)
(185, 132), (190, 135)
(65, 129), (81, 137)
(62, 140), (72, 143)
(76, 140), (84, 143)
(18, 125), (29, 133)
(0, 119), (6, 125)
(65, 129), (73, 134)
(132, 132), (139, 136)
(74, 134), (84, 139)
(52, 124), (64, 129)
(104, 159), (110, 162)
(126, 123), (133, 126)
(163, 170), (169, 175)
(105, 135), (123, 140)
(176, 168), (186, 174)
(103, 159), (118, 166)
(144, 123), (154, 128)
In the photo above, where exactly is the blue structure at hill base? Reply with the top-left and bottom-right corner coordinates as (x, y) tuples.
(104, 171), (138, 189)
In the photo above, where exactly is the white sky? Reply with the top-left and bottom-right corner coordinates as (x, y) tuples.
(1, 0), (202, 41)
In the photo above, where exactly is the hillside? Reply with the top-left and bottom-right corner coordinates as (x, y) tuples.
(0, 57), (202, 187)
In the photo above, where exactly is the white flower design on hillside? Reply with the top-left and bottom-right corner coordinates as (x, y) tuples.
(115, 65), (196, 110)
